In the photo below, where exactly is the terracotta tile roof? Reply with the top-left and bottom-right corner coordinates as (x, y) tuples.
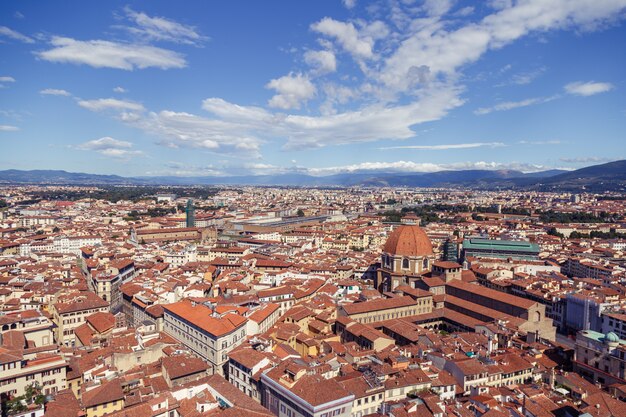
(162, 354), (209, 380)
(44, 389), (82, 417)
(265, 364), (354, 406)
(383, 225), (434, 257)
(105, 403), (152, 417)
(163, 300), (247, 337)
(228, 348), (272, 370)
(395, 285), (432, 299)
(86, 311), (116, 333)
(73, 323), (95, 346)
(342, 295), (416, 315)
(206, 374), (270, 413)
(82, 379), (124, 408)
(54, 291), (109, 314)
(446, 279), (536, 309)
(248, 303), (279, 324)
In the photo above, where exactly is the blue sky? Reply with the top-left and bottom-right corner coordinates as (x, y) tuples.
(1, 0), (625, 177)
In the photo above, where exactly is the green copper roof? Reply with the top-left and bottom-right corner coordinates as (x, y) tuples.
(579, 330), (626, 344)
(462, 238), (539, 253)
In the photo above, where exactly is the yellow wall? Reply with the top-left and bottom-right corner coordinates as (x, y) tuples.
(86, 400), (123, 417)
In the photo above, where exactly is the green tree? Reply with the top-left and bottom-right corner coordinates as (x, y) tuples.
(547, 227), (564, 238)
(25, 382), (45, 405)
(6, 397), (27, 413)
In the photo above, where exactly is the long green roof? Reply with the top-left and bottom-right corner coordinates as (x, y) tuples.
(462, 238), (539, 253)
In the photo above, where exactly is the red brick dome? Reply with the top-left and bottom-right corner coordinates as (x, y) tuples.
(383, 225), (433, 257)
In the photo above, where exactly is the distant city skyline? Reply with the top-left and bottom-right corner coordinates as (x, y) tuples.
(1, 0), (625, 177)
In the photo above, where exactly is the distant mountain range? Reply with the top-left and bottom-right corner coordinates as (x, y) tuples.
(1, 160), (625, 191)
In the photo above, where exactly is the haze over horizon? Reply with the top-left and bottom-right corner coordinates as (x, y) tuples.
(1, 1), (625, 178)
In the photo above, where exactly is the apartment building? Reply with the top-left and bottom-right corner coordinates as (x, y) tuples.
(51, 292), (110, 347)
(0, 310), (56, 347)
(261, 360), (355, 417)
(0, 353), (67, 398)
(89, 258), (136, 312)
(228, 348), (274, 402)
(163, 300), (248, 375)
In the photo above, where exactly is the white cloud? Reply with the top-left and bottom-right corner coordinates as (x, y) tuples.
(342, 0), (357, 9)
(123, 109), (263, 156)
(0, 77), (15, 83)
(311, 17), (387, 60)
(309, 161), (443, 174)
(308, 160), (551, 175)
(319, 83), (358, 115)
(106, 86), (461, 155)
(77, 137), (132, 150)
(378, 0), (626, 92)
(70, 1), (626, 158)
(78, 98), (145, 112)
(495, 66), (547, 86)
(98, 148), (144, 158)
(560, 156), (617, 163)
(422, 0), (456, 17)
(122, 7), (207, 46)
(475, 95), (559, 115)
(108, 84), (462, 155)
(380, 142), (505, 150)
(511, 68), (545, 85)
(76, 136), (143, 158)
(113, 86), (127, 93)
(266, 73), (317, 110)
(40, 88), (71, 96)
(0, 26), (34, 43)
(242, 162), (283, 174)
(304, 49), (337, 74)
(456, 6), (475, 17)
(564, 81), (614, 96)
(0, 125), (19, 132)
(147, 162), (225, 177)
(519, 140), (561, 145)
(36, 36), (186, 70)
(280, 83), (463, 149)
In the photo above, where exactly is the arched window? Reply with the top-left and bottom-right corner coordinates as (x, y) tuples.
(534, 311), (541, 322)
(422, 258), (429, 270)
(402, 258), (409, 269)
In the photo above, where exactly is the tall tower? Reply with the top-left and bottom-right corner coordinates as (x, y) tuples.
(186, 199), (195, 228)
(443, 238), (459, 263)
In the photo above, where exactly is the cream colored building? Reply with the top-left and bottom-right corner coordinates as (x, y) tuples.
(163, 300), (248, 376)
(338, 294), (431, 324)
(0, 353), (67, 398)
(51, 292), (109, 347)
(0, 311), (56, 347)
